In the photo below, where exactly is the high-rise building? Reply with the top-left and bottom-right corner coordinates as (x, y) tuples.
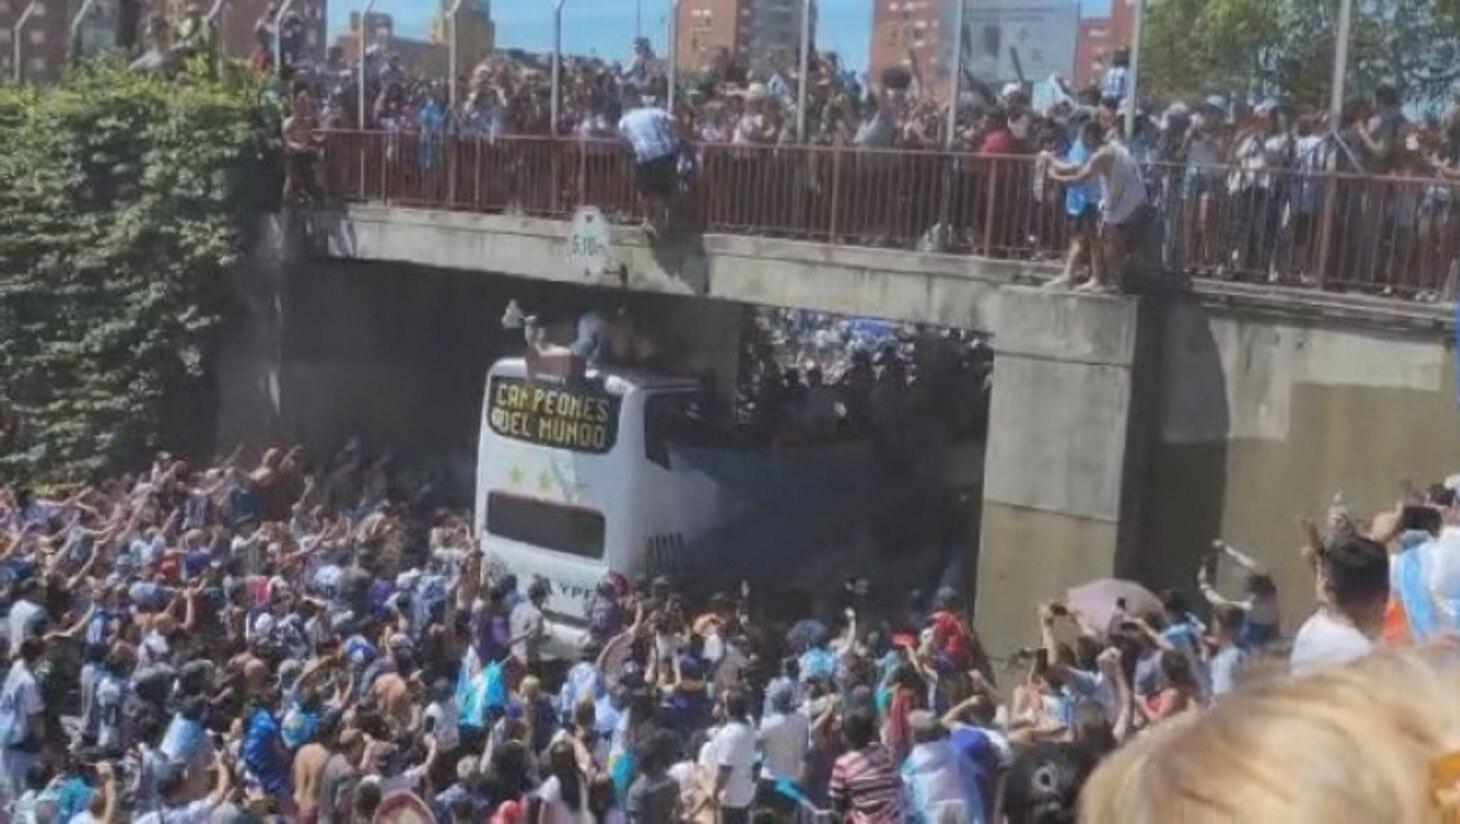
(676, 0), (812, 78)
(1075, 0), (1132, 89)
(217, 0), (326, 63)
(868, 0), (951, 98)
(0, 0), (76, 83)
(427, 0), (493, 78)
(335, 11), (447, 77)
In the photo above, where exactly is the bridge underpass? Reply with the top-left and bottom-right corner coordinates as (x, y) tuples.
(228, 204), (1460, 654)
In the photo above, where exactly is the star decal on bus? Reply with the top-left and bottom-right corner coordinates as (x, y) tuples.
(508, 464), (525, 487)
(537, 470), (553, 492)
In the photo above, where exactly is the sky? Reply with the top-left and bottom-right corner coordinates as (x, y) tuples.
(329, 0), (1112, 73)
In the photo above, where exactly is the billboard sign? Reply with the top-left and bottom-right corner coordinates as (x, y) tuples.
(963, 0), (1080, 86)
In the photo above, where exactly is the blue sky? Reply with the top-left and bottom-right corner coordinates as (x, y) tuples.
(330, 0), (1112, 72)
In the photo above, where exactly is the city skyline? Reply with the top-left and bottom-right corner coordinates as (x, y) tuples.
(327, 0), (1113, 73)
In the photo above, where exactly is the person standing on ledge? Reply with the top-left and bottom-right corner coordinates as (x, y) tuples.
(1041, 119), (1148, 294)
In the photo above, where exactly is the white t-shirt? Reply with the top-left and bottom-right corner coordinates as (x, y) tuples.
(710, 721), (756, 809)
(1290, 609), (1373, 675)
(424, 699), (460, 751)
(7, 600), (44, 655)
(618, 107), (677, 163)
(0, 660), (42, 747)
(757, 711), (809, 782)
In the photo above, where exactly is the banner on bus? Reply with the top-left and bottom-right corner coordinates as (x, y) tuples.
(487, 375), (620, 453)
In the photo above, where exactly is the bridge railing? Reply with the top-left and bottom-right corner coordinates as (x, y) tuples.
(320, 130), (1460, 300)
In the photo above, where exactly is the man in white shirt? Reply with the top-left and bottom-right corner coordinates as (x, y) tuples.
(1291, 535), (1388, 675)
(710, 691), (757, 823)
(618, 100), (680, 236)
(756, 682), (808, 816)
(0, 638), (44, 802)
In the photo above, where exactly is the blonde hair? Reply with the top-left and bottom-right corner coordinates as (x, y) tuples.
(1081, 647), (1460, 824)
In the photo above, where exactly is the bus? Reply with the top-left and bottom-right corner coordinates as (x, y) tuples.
(475, 356), (981, 650)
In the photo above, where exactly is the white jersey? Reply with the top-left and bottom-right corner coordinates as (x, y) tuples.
(1100, 140), (1147, 227)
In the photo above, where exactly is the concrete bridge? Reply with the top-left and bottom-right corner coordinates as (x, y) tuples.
(221, 171), (1460, 652)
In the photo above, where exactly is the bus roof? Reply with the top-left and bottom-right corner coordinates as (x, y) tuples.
(490, 357), (702, 394)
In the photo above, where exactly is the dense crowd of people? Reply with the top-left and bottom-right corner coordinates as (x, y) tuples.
(5, 426), (1460, 823)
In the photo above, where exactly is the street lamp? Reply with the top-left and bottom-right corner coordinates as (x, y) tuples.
(795, 0), (811, 142)
(273, 0), (296, 74)
(667, 0), (679, 113)
(357, 0), (378, 130)
(12, 0), (40, 83)
(1123, 0), (1145, 141)
(945, 0), (967, 150)
(551, 0), (564, 135)
(69, 0), (100, 62)
(447, 0), (464, 110)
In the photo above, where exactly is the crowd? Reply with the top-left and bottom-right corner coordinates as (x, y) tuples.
(5, 422), (1460, 823)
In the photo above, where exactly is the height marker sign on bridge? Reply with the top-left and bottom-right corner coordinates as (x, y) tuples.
(568, 206), (615, 281)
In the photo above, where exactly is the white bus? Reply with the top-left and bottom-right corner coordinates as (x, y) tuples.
(475, 356), (979, 648)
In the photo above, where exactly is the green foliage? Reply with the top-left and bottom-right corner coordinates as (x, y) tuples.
(1143, 0), (1460, 109)
(0, 60), (279, 482)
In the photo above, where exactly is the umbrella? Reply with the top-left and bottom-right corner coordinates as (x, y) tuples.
(1065, 578), (1161, 636)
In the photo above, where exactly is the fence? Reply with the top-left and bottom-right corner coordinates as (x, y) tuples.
(319, 130), (1460, 300)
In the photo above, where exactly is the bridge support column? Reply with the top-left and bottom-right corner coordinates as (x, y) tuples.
(974, 286), (1157, 655)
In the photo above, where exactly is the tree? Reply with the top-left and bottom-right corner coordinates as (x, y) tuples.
(1142, 0), (1460, 110)
(0, 60), (278, 482)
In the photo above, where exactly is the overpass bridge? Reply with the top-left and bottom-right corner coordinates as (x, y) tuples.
(264, 131), (1460, 652)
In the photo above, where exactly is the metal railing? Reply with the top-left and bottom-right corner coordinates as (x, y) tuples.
(319, 130), (1460, 300)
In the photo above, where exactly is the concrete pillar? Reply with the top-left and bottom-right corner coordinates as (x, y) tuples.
(974, 286), (1156, 654)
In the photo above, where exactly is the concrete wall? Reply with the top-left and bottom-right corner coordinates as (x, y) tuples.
(1141, 298), (1460, 637)
(314, 205), (1035, 331)
(974, 288), (1157, 650)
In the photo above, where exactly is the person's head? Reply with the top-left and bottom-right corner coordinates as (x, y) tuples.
(1112, 47), (1130, 69)
(353, 778), (383, 820)
(1211, 603), (1245, 645)
(636, 727), (679, 777)
(1159, 650), (1198, 691)
(1081, 118), (1106, 149)
(1375, 84), (1401, 112)
(17, 638), (42, 665)
(908, 709), (945, 745)
(571, 696), (596, 732)
(1081, 647), (1460, 822)
(1160, 589), (1190, 621)
(527, 578), (550, 606)
(1245, 572), (1277, 599)
(1318, 535), (1389, 629)
(721, 689), (748, 724)
(547, 740), (583, 810)
(1004, 742), (1099, 824)
(841, 707), (878, 750)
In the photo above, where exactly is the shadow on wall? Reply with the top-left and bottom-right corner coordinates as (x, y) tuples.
(1137, 296), (1231, 598)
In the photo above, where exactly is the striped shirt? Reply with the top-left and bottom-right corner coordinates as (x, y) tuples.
(828, 744), (905, 823)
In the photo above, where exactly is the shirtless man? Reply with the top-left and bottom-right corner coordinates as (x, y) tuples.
(293, 712), (339, 824)
(370, 669), (415, 734)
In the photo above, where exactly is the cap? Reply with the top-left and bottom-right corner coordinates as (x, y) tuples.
(746, 83), (769, 102)
(1253, 99), (1278, 117)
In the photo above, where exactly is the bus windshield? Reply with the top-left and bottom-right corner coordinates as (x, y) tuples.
(486, 491), (606, 559)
